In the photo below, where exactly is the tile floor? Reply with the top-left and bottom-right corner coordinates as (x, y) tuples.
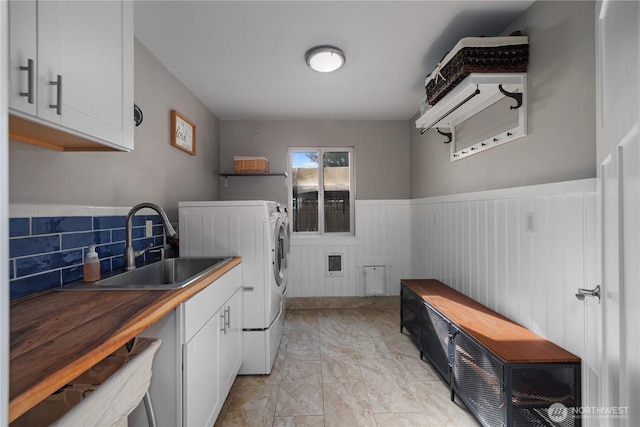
(214, 302), (480, 427)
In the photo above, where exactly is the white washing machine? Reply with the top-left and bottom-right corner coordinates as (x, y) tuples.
(178, 200), (288, 375)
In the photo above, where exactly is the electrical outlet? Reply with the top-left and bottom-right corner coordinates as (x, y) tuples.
(525, 212), (535, 233)
(145, 220), (153, 237)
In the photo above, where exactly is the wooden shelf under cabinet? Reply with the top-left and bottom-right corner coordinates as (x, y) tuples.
(9, 115), (120, 152)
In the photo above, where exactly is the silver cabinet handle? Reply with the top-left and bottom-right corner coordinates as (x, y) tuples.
(576, 285), (600, 303)
(49, 74), (62, 115)
(19, 58), (34, 104)
(220, 310), (227, 334)
(220, 307), (231, 334)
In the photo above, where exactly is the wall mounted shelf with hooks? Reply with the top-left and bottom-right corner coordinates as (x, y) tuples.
(416, 73), (527, 161)
(218, 172), (288, 187)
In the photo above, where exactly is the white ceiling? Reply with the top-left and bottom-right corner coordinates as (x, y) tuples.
(134, 1), (534, 121)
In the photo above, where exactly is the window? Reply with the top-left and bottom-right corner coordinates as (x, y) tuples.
(289, 148), (354, 235)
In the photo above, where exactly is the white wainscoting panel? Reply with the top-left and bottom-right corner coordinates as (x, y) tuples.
(287, 200), (412, 298)
(287, 180), (596, 358)
(288, 238), (358, 297)
(356, 200), (411, 296)
(410, 179), (596, 354)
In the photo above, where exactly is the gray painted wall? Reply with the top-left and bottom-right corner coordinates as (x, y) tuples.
(220, 120), (410, 203)
(410, 1), (596, 198)
(7, 1), (597, 216)
(8, 39), (221, 220)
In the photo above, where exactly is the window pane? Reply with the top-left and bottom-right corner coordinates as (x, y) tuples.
(323, 151), (350, 233)
(292, 151), (318, 232)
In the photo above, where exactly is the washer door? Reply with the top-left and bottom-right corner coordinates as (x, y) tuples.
(273, 217), (286, 287)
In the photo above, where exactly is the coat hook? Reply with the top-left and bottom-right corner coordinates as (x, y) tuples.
(436, 128), (452, 144)
(134, 104), (143, 127)
(498, 85), (523, 110)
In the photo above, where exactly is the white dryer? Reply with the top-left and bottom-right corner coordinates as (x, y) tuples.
(178, 200), (287, 374)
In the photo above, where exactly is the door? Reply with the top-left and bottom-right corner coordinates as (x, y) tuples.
(219, 289), (242, 400)
(8, 0), (37, 116)
(183, 308), (221, 427)
(593, 1), (640, 425)
(2, 2), (10, 424)
(37, 1), (132, 149)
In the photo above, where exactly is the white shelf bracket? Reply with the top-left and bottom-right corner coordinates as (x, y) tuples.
(415, 73), (527, 161)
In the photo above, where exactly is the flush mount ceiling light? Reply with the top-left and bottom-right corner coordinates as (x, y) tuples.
(305, 46), (346, 73)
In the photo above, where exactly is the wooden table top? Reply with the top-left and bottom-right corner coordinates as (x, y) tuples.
(402, 279), (581, 364)
(9, 257), (242, 423)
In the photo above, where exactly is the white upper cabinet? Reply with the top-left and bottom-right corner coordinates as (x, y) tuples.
(8, 0), (36, 117)
(8, 0), (133, 151)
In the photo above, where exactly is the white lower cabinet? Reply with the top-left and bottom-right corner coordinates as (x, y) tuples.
(129, 265), (243, 427)
(218, 285), (243, 403)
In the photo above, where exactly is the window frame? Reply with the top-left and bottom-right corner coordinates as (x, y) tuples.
(288, 147), (355, 237)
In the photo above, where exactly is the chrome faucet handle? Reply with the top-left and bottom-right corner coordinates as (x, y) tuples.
(134, 243), (154, 258)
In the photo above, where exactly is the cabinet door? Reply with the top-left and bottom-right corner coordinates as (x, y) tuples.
(183, 308), (221, 427)
(451, 331), (504, 427)
(8, 0), (37, 115)
(420, 303), (451, 382)
(219, 288), (243, 400)
(400, 286), (421, 345)
(37, 0), (133, 150)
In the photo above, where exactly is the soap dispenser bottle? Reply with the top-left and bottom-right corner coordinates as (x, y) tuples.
(83, 245), (101, 282)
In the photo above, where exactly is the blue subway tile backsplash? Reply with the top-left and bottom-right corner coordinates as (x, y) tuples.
(11, 271), (62, 300)
(93, 215), (126, 230)
(9, 212), (167, 300)
(10, 235), (61, 258)
(32, 216), (93, 235)
(9, 218), (30, 237)
(61, 231), (111, 250)
(15, 249), (83, 277)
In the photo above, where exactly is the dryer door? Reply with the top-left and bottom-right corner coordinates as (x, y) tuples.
(272, 217), (286, 287)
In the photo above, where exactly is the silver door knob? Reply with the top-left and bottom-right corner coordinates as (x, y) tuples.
(576, 285), (600, 303)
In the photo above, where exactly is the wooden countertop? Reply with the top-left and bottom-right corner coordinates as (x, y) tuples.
(402, 279), (581, 364)
(9, 256), (242, 423)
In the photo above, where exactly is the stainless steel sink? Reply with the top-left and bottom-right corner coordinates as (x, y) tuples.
(57, 257), (232, 290)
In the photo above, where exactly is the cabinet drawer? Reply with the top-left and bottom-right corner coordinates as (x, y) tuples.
(182, 265), (241, 343)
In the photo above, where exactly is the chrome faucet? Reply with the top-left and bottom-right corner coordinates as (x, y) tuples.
(124, 203), (177, 271)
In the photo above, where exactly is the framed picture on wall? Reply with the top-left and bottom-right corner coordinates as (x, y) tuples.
(171, 110), (196, 155)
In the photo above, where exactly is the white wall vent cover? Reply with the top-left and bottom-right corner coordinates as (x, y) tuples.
(327, 253), (343, 276)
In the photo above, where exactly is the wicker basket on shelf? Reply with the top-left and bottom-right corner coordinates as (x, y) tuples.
(233, 156), (269, 173)
(425, 33), (529, 106)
